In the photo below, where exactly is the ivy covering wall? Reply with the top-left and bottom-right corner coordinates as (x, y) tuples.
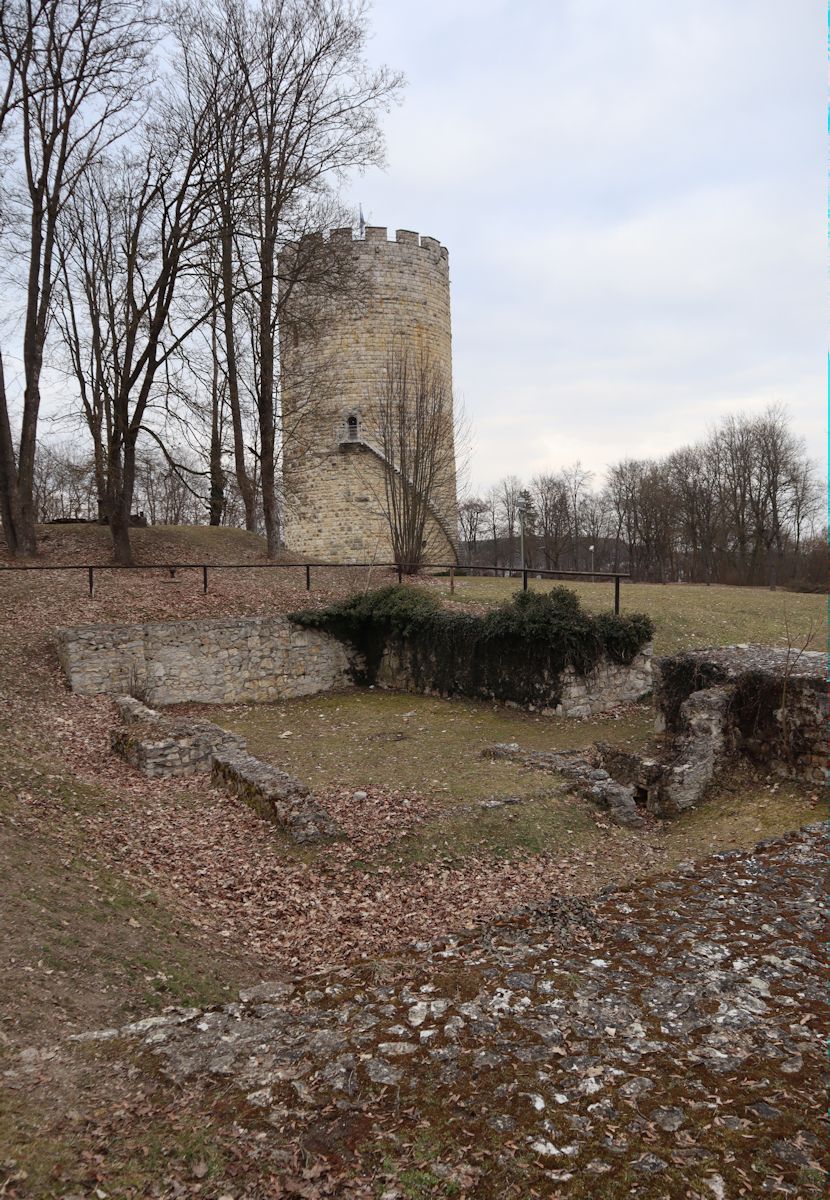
(290, 585), (654, 709)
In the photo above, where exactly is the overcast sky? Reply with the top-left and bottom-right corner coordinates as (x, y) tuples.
(344, 0), (824, 491)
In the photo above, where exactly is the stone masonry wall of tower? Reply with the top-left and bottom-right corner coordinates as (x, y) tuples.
(279, 226), (458, 563)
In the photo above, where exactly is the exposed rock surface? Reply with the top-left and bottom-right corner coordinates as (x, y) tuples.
(74, 825), (825, 1196)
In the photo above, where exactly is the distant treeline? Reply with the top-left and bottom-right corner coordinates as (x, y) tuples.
(33, 405), (825, 591)
(31, 443), (253, 532)
(461, 407), (825, 591)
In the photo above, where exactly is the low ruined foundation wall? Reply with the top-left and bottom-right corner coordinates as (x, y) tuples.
(492, 645), (826, 827)
(57, 616), (355, 705)
(655, 646), (826, 788)
(109, 696), (245, 777)
(109, 696), (339, 843)
(375, 644), (653, 717)
(211, 750), (339, 844)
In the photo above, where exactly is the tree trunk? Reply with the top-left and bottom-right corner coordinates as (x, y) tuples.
(221, 218), (256, 531)
(89, 411), (110, 523)
(0, 356), (24, 555)
(108, 439), (136, 566)
(109, 503), (134, 567)
(261, 426), (278, 558)
(209, 313), (225, 526)
(0, 361), (37, 555)
(258, 231), (279, 559)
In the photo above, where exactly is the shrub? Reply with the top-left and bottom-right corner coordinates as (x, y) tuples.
(291, 585), (654, 708)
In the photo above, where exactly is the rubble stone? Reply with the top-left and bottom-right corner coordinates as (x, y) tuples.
(77, 825), (824, 1195)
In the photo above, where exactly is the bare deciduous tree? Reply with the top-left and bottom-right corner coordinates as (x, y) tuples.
(0, 0), (152, 555)
(56, 103), (215, 563)
(469, 408), (821, 589)
(176, 0), (402, 557)
(562, 460), (592, 572)
(458, 496), (487, 563)
(531, 472), (570, 570)
(498, 475), (521, 567)
(371, 343), (458, 572)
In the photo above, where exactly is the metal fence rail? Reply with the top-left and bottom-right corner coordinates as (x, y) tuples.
(0, 559), (631, 613)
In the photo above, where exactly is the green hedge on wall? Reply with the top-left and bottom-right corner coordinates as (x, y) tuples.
(290, 585), (654, 709)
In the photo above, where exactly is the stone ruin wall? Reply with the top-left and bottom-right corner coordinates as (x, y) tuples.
(57, 616), (652, 717)
(375, 643), (653, 718)
(109, 696), (339, 843)
(654, 646), (826, 790)
(61, 615), (654, 842)
(56, 626), (825, 835)
(490, 645), (826, 828)
(57, 616), (355, 706)
(279, 227), (458, 564)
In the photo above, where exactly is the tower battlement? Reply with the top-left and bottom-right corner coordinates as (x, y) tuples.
(293, 226), (449, 262)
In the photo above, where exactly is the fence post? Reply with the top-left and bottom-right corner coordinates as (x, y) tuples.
(523, 568), (528, 592)
(88, 566), (94, 597)
(397, 564), (402, 584)
(614, 575), (621, 615)
(203, 565), (208, 595)
(305, 564), (311, 591)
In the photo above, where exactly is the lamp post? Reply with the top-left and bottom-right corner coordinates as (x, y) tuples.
(589, 543), (595, 574)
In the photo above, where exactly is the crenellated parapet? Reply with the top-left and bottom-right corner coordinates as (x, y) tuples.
(315, 225), (450, 262)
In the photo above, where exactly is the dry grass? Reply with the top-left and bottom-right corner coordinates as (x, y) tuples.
(206, 688), (654, 804)
(2, 526), (822, 658)
(428, 575), (825, 655)
(0, 521), (273, 566)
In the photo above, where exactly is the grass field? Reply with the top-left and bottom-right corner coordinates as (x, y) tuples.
(432, 576), (825, 655)
(213, 688), (654, 803)
(202, 688), (820, 870)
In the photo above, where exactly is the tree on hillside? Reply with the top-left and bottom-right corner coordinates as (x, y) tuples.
(0, 0), (152, 556)
(55, 116), (215, 564)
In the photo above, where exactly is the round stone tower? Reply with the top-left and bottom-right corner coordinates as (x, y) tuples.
(279, 225), (458, 563)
